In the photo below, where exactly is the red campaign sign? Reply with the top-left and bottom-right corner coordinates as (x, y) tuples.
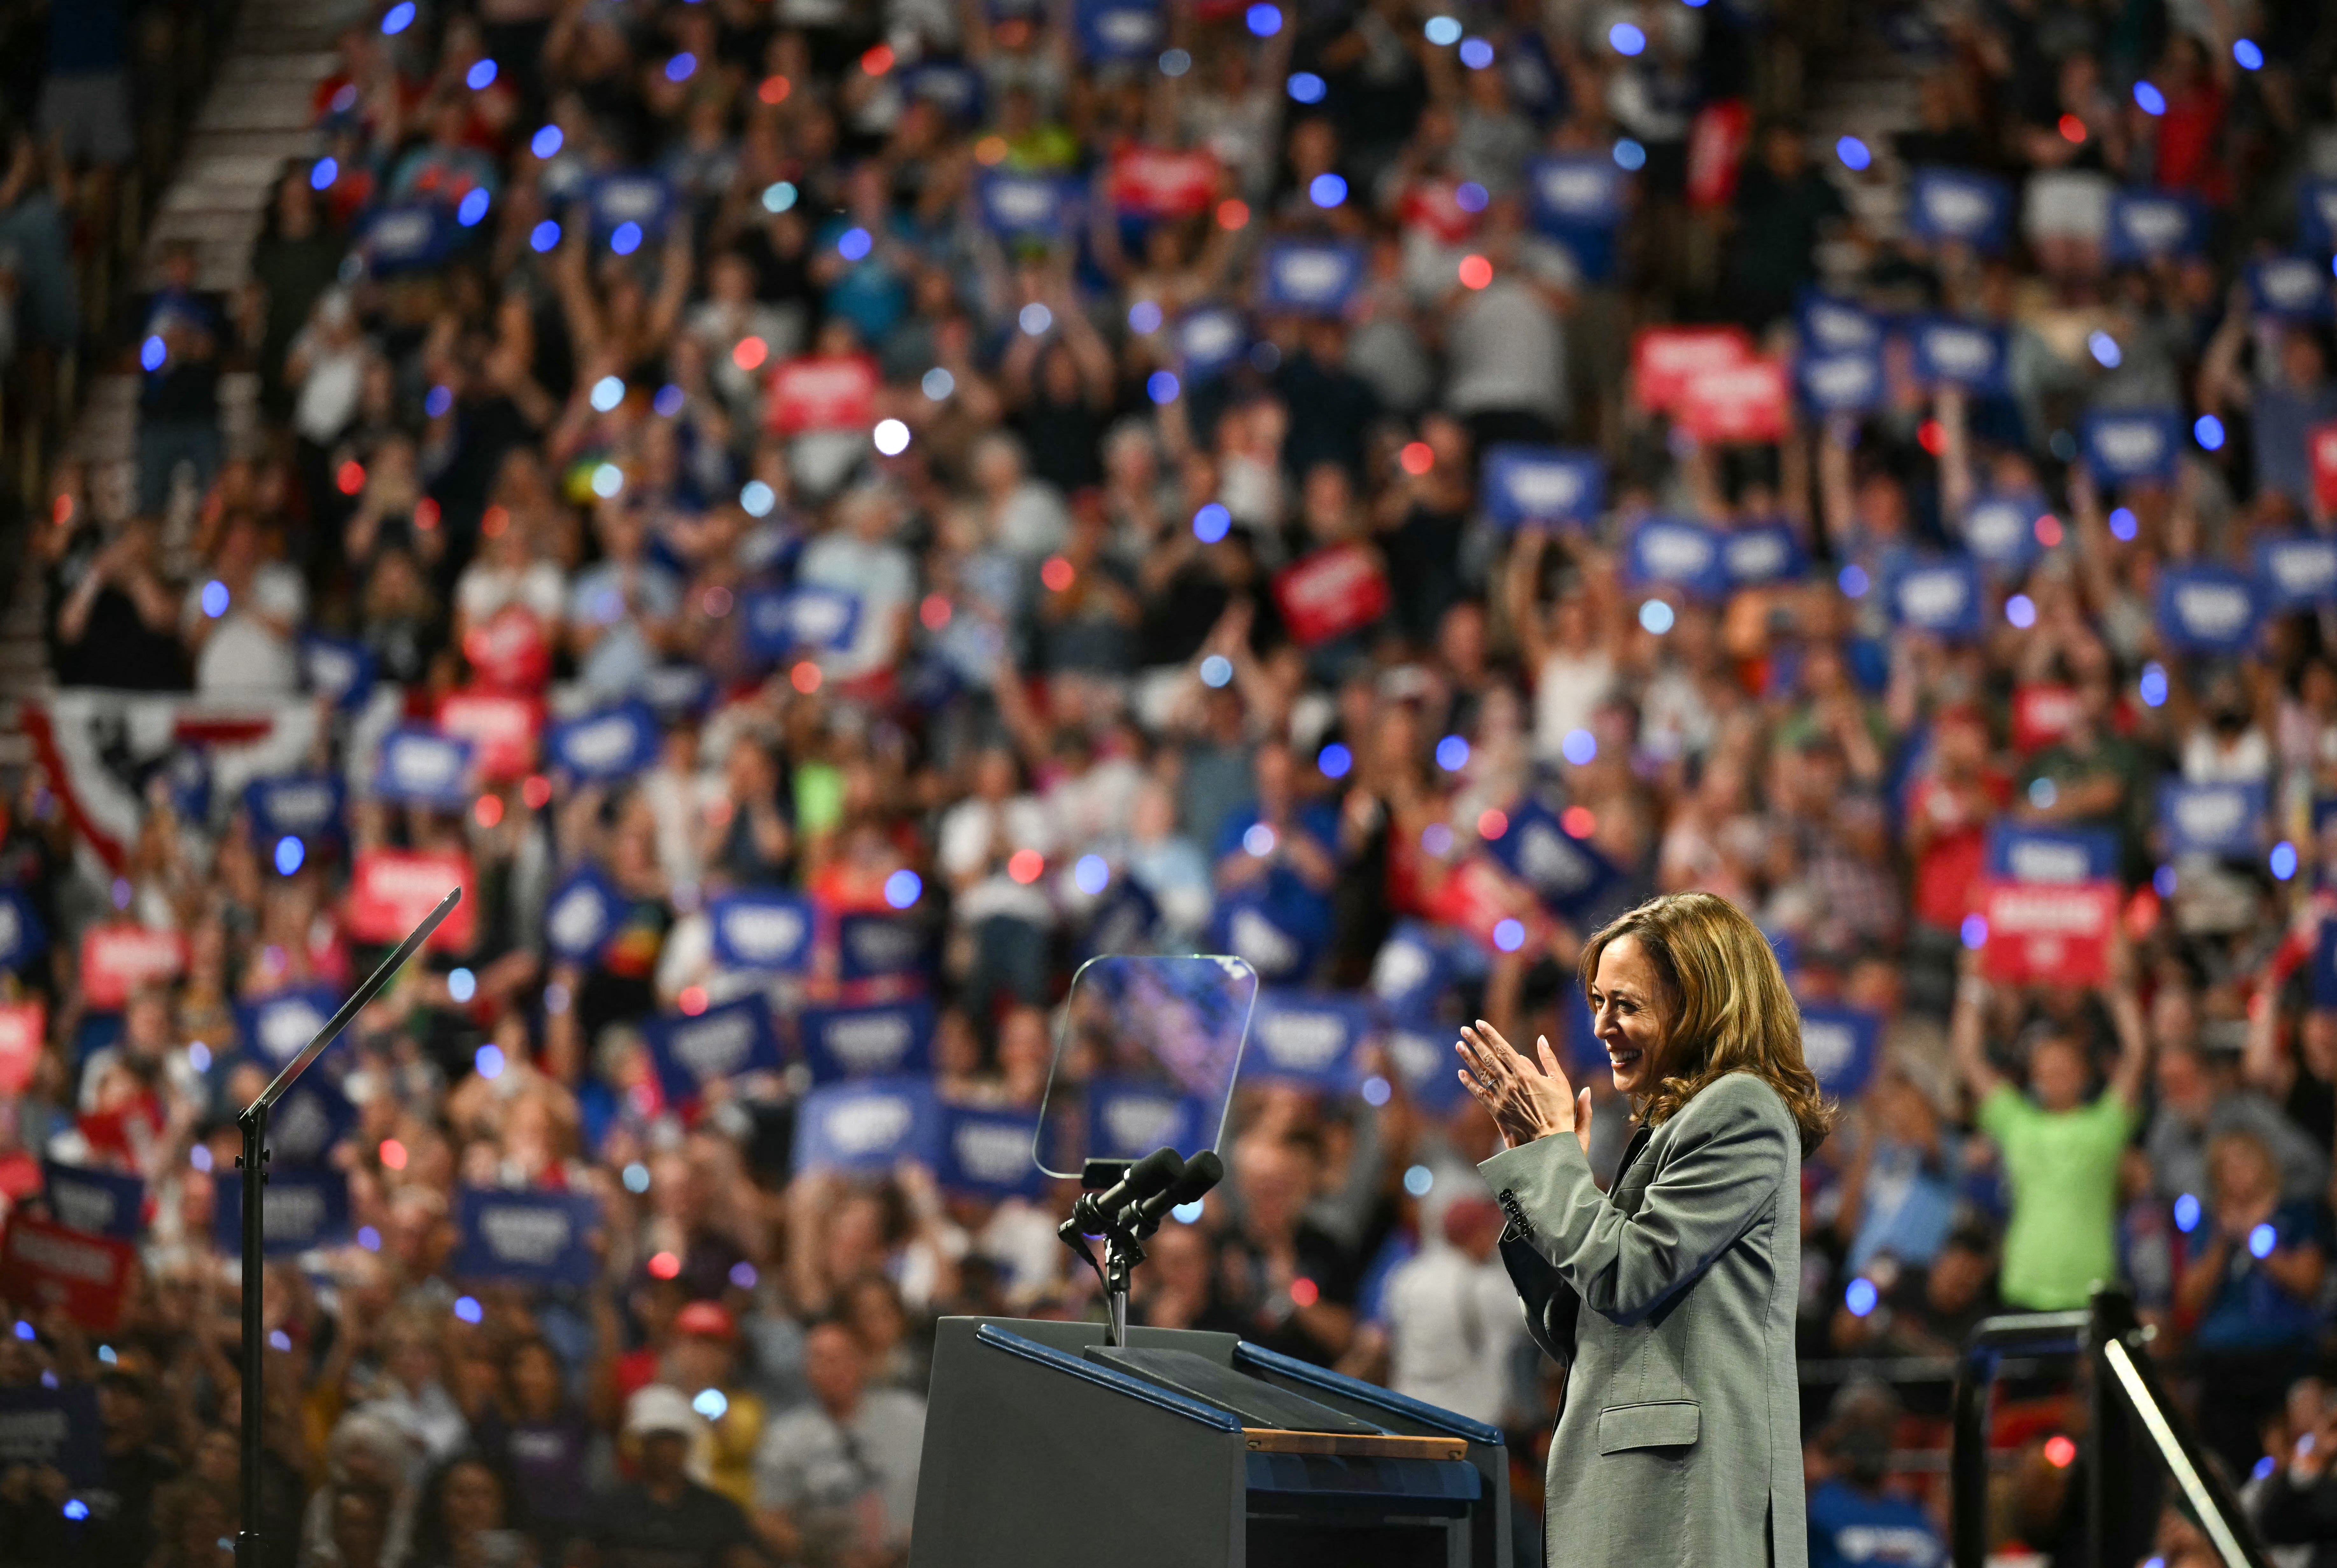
(1632, 326), (1754, 413)
(78, 925), (188, 1012)
(1108, 146), (1220, 218)
(462, 605), (552, 692)
(1273, 542), (1391, 647)
(438, 690), (541, 783)
(2011, 685), (2081, 753)
(2310, 422), (2337, 514)
(1400, 179), (1480, 245)
(767, 354), (878, 435)
(345, 849), (476, 951)
(1425, 856), (1550, 957)
(0, 1001), (40, 1095)
(0, 1213), (135, 1331)
(1686, 99), (1752, 211)
(1979, 879), (2118, 986)
(1678, 359), (1790, 444)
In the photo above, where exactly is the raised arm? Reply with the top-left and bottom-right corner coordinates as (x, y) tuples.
(2104, 929), (2152, 1110)
(1952, 950), (2006, 1104)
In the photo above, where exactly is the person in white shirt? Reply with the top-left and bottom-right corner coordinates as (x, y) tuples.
(1381, 1195), (1523, 1429)
(753, 1319), (926, 1567)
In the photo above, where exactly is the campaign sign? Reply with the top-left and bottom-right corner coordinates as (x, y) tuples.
(1978, 879), (2117, 986)
(2251, 257), (2332, 321)
(1370, 921), (1455, 1021)
(1722, 522), (1804, 588)
(767, 354), (878, 434)
(453, 1188), (601, 1286)
(2318, 921), (2337, 1009)
(1272, 542), (1389, 646)
(0, 889), (45, 973)
(42, 1159), (143, 1241)
(642, 994), (782, 1102)
(79, 923), (187, 1011)
(1906, 168), (2012, 252)
(1246, 990), (1374, 1089)
(0, 1214), (135, 1328)
(302, 633), (376, 710)
(978, 172), (1076, 239)
(2316, 424), (2337, 514)
(838, 913), (928, 980)
(1961, 493), (2045, 573)
(544, 866), (625, 965)
(793, 1076), (942, 1174)
(1632, 326), (1752, 413)
(1107, 147), (1218, 219)
(1796, 1005), (1880, 1099)
(742, 587), (861, 659)
(264, 1068), (354, 1166)
(1626, 518), (1727, 598)
(463, 604), (552, 692)
(0, 1384), (105, 1488)
(936, 1104), (1045, 1200)
(2107, 190), (2204, 264)
(363, 204), (455, 275)
(590, 172), (675, 239)
(1911, 318), (2006, 392)
(1174, 307), (1247, 380)
(902, 62), (982, 121)
(1677, 359), (1790, 444)
(1258, 242), (1366, 316)
(1482, 446), (1604, 528)
(2011, 684), (2081, 753)
(1215, 886), (1321, 983)
(1484, 798), (1621, 917)
(799, 998), (936, 1082)
(1381, 1025), (1470, 1115)
(643, 663), (715, 721)
(2085, 409), (2182, 484)
(1984, 823), (2119, 883)
(1078, 0), (1163, 60)
(374, 727), (474, 809)
(1085, 1078), (1212, 1161)
(0, 1002), (42, 1095)
(2303, 179), (2337, 253)
(345, 848), (475, 951)
(708, 890), (815, 972)
(1526, 155), (1629, 234)
(245, 774), (347, 852)
(213, 1167), (349, 1255)
(2159, 779), (2268, 858)
(2256, 535), (2337, 610)
(547, 702), (659, 783)
(1889, 556), (1985, 639)
(236, 985), (340, 1065)
(438, 690), (541, 783)
(1798, 294), (1882, 354)
(2156, 564), (2261, 654)
(1798, 348), (1883, 415)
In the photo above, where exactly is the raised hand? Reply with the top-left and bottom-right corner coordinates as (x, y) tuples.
(1456, 1019), (1589, 1153)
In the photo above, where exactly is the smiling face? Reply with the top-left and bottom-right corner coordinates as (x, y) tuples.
(1589, 935), (1673, 1095)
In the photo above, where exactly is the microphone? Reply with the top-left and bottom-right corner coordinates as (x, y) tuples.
(1066, 1146), (1185, 1239)
(1130, 1150), (1223, 1233)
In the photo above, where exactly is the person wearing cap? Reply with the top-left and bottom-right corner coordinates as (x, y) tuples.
(572, 1385), (760, 1568)
(664, 1301), (767, 1511)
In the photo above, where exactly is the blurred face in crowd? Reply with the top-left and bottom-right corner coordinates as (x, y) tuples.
(2029, 1038), (2087, 1113)
(805, 1322), (866, 1418)
(1588, 935), (1671, 1096)
(638, 1430), (690, 1488)
(509, 1340), (562, 1419)
(441, 1460), (504, 1539)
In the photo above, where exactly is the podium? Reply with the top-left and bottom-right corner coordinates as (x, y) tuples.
(909, 1317), (1512, 1568)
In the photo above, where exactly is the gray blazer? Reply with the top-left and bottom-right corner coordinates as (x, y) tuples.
(1478, 1071), (1807, 1568)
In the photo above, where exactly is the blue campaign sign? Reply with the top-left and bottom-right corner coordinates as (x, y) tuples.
(2303, 179), (2337, 253)
(936, 1103), (1045, 1200)
(373, 727), (473, 808)
(742, 587), (861, 659)
(2319, 921), (2337, 1008)
(1887, 556), (1984, 639)
(1959, 493), (2045, 573)
(1482, 446), (1604, 528)
(1798, 348), (1884, 414)
(794, 1076), (942, 1174)
(364, 204), (456, 274)
(1906, 168), (2012, 253)
(2108, 189), (2204, 264)
(2251, 256), (2333, 320)
(1212, 884), (1324, 984)
(1798, 293), (1881, 354)
(1911, 318), (2006, 392)
(1625, 518), (1726, 599)
(1722, 522), (1805, 588)
(642, 994), (783, 1102)
(2085, 408), (2183, 484)
(245, 774), (347, 851)
(2156, 564), (2261, 654)
(1077, 0), (1163, 59)
(0, 1384), (105, 1486)
(1797, 1005), (1881, 1099)
(708, 890), (815, 971)
(1246, 990), (1374, 1089)
(1526, 155), (1628, 233)
(978, 172), (1075, 239)
(302, 633), (376, 710)
(590, 172), (675, 238)
(43, 1159), (143, 1240)
(0, 888), (46, 973)
(901, 62), (983, 122)
(1085, 1077), (1213, 1161)
(548, 702), (660, 782)
(1174, 307), (1247, 380)
(1485, 797), (1622, 918)
(1382, 1024), (1470, 1115)
(1369, 920), (1456, 1021)
(2159, 779), (2268, 857)
(2256, 535), (2337, 610)
(838, 913), (928, 980)
(453, 1188), (602, 1286)
(1984, 823), (2119, 883)
(213, 1167), (349, 1255)
(544, 865), (625, 965)
(1257, 242), (1366, 316)
(262, 1065), (355, 1166)
(236, 985), (340, 1065)
(799, 998), (937, 1082)
(643, 662), (716, 720)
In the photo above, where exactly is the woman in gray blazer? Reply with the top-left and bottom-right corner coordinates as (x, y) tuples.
(1455, 891), (1833, 1568)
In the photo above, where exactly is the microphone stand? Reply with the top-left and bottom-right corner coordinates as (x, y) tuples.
(234, 888), (461, 1568)
(1102, 1217), (1145, 1348)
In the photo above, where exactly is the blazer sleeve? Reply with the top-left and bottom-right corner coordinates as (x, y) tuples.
(1498, 1234), (1582, 1365)
(1477, 1074), (1792, 1327)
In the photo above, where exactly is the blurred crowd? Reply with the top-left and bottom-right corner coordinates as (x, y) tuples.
(10, 0), (2337, 1564)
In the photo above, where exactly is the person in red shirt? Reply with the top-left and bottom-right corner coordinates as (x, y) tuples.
(1903, 705), (2011, 938)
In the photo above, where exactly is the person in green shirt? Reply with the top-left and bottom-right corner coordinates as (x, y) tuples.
(1953, 937), (2152, 1311)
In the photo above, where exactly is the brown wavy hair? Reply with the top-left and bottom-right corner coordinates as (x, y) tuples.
(1578, 892), (1834, 1155)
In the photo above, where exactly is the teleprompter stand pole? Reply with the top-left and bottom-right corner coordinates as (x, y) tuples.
(234, 887), (460, 1568)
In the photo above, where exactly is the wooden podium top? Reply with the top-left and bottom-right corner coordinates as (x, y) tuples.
(1240, 1429), (1473, 1463)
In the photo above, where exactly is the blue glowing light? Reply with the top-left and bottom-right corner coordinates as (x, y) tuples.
(2139, 662), (2169, 708)
(1839, 564), (1870, 597)
(2134, 82), (2166, 116)
(382, 2), (415, 34)
(1147, 370), (1181, 404)
(1492, 918), (1526, 952)
(1309, 173), (1348, 208)
(1403, 1164), (1435, 1196)
(884, 869), (922, 909)
(1436, 735), (1471, 771)
(456, 189), (489, 227)
(2109, 506), (2137, 541)
(2234, 38), (2263, 70)
(1074, 855), (1110, 895)
(1128, 300), (1162, 333)
(1193, 503), (1231, 542)
(1287, 72), (1326, 104)
(1561, 729), (1597, 766)
(274, 836), (305, 876)
(1836, 136), (1870, 171)
(1423, 16), (1462, 45)
(1246, 4), (1281, 37)
(2273, 841), (2299, 881)
(611, 221), (642, 255)
(2250, 1223), (2278, 1259)
(1845, 1278), (1878, 1316)
(693, 1387), (728, 1419)
(1613, 138), (1647, 171)
(1361, 1075), (1391, 1107)
(466, 59), (498, 91)
(1318, 743), (1353, 779)
(476, 1043), (506, 1079)
(201, 580), (229, 618)
(2194, 414), (2225, 450)
(1960, 914), (1989, 950)
(311, 158), (338, 190)
(530, 220), (561, 252)
(532, 125), (564, 159)
(667, 52), (698, 82)
(2173, 1193), (2201, 1232)
(1640, 599), (1675, 634)
(453, 1295), (483, 1323)
(1200, 654), (1234, 688)
(837, 227), (872, 261)
(141, 336), (166, 372)
(447, 968), (476, 1003)
(1458, 37), (1493, 69)
(1611, 22), (1646, 54)
(2005, 594), (2036, 629)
